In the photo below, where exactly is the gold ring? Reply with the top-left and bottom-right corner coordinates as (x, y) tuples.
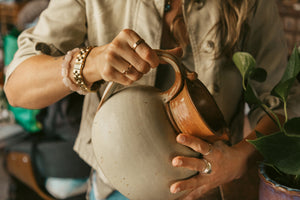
(202, 144), (213, 156)
(122, 64), (132, 75)
(201, 159), (212, 174)
(132, 39), (144, 51)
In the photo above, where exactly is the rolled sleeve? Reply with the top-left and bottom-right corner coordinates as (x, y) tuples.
(5, 0), (86, 83)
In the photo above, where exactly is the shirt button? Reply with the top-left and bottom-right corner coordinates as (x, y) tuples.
(213, 83), (220, 93)
(195, 0), (205, 10)
(203, 40), (215, 53)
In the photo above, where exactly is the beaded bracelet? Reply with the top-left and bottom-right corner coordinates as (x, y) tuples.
(62, 47), (104, 95)
(61, 48), (88, 95)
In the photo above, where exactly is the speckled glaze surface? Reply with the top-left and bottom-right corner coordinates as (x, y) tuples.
(92, 86), (199, 200)
(259, 165), (300, 200)
(92, 51), (228, 200)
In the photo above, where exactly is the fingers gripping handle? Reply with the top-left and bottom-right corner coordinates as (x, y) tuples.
(97, 50), (183, 110)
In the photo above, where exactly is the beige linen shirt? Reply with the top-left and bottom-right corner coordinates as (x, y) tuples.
(5, 0), (300, 198)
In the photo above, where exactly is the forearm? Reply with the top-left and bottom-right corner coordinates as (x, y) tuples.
(4, 54), (71, 109)
(4, 29), (172, 110)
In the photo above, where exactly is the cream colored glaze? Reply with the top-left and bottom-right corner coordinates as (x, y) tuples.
(92, 86), (199, 200)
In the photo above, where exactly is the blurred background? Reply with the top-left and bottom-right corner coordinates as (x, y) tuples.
(0, 0), (299, 199)
(0, 1), (91, 200)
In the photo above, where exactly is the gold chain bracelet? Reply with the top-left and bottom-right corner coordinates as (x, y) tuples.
(73, 47), (96, 93)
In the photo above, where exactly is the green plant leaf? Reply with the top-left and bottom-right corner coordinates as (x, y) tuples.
(271, 46), (300, 102)
(248, 132), (300, 176)
(244, 84), (262, 105)
(284, 117), (300, 137)
(271, 78), (296, 103)
(233, 52), (256, 90)
(250, 68), (267, 83)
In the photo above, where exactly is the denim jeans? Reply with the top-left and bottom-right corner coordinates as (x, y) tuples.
(90, 189), (129, 200)
(89, 171), (129, 200)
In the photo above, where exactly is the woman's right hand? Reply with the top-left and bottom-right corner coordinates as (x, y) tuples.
(82, 29), (160, 86)
(82, 29), (183, 86)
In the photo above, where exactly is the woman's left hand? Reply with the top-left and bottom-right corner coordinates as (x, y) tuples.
(170, 133), (251, 200)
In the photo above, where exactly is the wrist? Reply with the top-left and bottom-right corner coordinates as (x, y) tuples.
(72, 47), (94, 92)
(70, 47), (104, 93)
(62, 48), (86, 95)
(233, 137), (257, 160)
(82, 46), (104, 86)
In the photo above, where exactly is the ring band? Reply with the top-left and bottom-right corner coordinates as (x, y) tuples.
(122, 64), (132, 75)
(201, 159), (212, 174)
(202, 144), (213, 156)
(132, 39), (144, 51)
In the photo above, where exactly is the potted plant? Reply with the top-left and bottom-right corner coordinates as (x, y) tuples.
(232, 46), (300, 199)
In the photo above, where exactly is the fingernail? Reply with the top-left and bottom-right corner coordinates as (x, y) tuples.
(171, 185), (180, 194)
(172, 158), (182, 166)
(177, 135), (185, 143)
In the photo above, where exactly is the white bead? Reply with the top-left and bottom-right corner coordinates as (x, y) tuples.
(61, 48), (88, 95)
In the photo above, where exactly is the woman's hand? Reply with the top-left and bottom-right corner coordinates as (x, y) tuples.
(83, 29), (158, 86)
(82, 29), (182, 86)
(170, 134), (254, 200)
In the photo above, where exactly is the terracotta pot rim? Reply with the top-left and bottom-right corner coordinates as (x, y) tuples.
(259, 164), (300, 196)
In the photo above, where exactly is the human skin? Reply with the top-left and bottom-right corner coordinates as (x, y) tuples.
(4, 28), (283, 200)
(4, 29), (181, 109)
(171, 114), (285, 200)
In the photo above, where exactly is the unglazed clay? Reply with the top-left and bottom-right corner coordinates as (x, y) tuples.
(92, 51), (228, 200)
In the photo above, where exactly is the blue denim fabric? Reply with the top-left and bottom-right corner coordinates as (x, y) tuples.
(89, 171), (129, 200)
(107, 191), (129, 200)
(90, 189), (129, 200)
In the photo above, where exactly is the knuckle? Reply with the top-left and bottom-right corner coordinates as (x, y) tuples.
(143, 50), (159, 67)
(143, 50), (155, 61)
(137, 62), (150, 74)
(131, 75), (141, 82)
(120, 29), (132, 37)
(195, 143), (203, 152)
(136, 72), (143, 79)
(102, 65), (114, 78)
(142, 50), (152, 59)
(104, 52), (115, 63)
(184, 139), (193, 148)
(123, 79), (134, 86)
(109, 41), (120, 51)
(130, 71), (143, 82)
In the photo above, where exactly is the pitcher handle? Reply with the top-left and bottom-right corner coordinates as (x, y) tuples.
(97, 50), (183, 110)
(155, 50), (183, 103)
(97, 81), (119, 110)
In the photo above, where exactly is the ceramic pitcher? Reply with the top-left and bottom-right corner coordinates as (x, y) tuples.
(92, 50), (228, 200)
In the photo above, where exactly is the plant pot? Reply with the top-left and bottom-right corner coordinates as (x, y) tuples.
(259, 165), (300, 200)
